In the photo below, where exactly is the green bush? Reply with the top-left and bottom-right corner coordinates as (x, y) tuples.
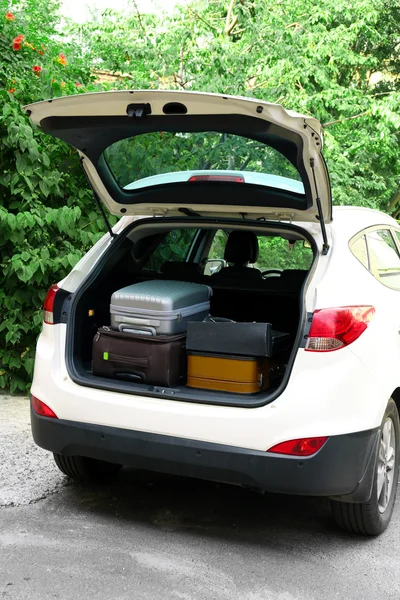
(0, 0), (116, 392)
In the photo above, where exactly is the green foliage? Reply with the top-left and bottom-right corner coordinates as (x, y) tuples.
(77, 0), (399, 213)
(105, 131), (300, 186)
(0, 0), (117, 392)
(144, 229), (198, 271)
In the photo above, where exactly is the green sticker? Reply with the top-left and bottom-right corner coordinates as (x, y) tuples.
(103, 352), (109, 361)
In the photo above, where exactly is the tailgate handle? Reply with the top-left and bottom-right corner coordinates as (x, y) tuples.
(126, 103), (152, 118)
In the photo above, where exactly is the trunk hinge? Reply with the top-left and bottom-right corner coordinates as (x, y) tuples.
(310, 158), (329, 255)
(80, 159), (116, 240)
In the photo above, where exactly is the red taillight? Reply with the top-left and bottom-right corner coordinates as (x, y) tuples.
(267, 436), (328, 456)
(31, 395), (58, 418)
(43, 284), (59, 324)
(305, 306), (375, 352)
(188, 175), (244, 183)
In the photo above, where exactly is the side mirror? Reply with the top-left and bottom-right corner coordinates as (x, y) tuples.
(204, 258), (226, 275)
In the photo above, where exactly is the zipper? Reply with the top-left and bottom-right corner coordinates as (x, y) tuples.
(109, 300), (210, 321)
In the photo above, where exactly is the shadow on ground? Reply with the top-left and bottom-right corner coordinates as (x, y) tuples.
(57, 466), (374, 547)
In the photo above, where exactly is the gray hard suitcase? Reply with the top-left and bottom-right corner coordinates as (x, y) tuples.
(110, 280), (212, 335)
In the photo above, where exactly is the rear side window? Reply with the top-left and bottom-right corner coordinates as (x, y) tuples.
(367, 229), (400, 290)
(143, 229), (197, 272)
(350, 235), (369, 269)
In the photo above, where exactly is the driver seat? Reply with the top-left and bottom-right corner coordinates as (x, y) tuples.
(210, 231), (263, 285)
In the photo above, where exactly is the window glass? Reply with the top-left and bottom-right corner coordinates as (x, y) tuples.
(204, 229), (229, 275)
(367, 229), (400, 290)
(350, 235), (369, 269)
(208, 229), (228, 261)
(256, 237), (313, 271)
(143, 228), (197, 272)
(103, 132), (302, 189)
(205, 230), (313, 272)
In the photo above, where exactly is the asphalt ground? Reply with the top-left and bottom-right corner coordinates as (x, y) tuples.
(1, 394), (400, 600)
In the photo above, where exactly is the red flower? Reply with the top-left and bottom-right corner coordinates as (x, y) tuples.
(12, 42), (21, 51)
(75, 82), (82, 87)
(14, 34), (24, 41)
(8, 88), (16, 93)
(32, 65), (42, 73)
(38, 50), (44, 55)
(5, 12), (15, 20)
(57, 52), (67, 66)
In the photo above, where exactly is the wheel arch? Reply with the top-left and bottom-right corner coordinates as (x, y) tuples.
(391, 388), (400, 416)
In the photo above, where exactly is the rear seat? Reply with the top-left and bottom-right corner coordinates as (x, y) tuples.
(278, 269), (308, 290)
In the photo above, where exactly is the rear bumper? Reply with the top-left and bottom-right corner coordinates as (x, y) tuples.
(31, 408), (379, 502)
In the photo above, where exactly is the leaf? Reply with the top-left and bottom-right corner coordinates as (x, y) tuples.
(40, 247), (50, 262)
(39, 179), (50, 198)
(42, 153), (50, 167)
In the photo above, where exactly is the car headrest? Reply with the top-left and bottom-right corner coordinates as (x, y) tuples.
(224, 231), (259, 265)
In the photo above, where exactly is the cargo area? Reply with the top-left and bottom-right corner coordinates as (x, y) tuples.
(65, 218), (315, 406)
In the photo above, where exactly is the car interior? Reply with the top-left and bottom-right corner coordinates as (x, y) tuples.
(67, 220), (314, 394)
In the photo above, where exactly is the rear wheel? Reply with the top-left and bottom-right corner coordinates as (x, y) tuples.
(331, 398), (399, 536)
(53, 453), (122, 482)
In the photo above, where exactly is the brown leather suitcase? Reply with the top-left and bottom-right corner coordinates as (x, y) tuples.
(92, 327), (186, 387)
(187, 352), (281, 394)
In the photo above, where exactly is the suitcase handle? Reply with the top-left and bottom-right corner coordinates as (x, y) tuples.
(115, 371), (145, 383)
(116, 316), (160, 328)
(118, 324), (157, 336)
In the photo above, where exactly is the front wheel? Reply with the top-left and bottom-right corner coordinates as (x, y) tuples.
(53, 453), (122, 482)
(331, 398), (399, 536)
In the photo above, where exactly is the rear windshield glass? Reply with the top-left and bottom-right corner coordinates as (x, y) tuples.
(103, 132), (303, 191)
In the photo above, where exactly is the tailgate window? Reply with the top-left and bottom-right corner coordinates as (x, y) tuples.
(103, 131), (303, 190)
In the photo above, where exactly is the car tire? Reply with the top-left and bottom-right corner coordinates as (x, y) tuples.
(330, 398), (399, 536)
(53, 453), (122, 482)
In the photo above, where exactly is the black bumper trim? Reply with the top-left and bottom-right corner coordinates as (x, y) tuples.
(31, 408), (379, 500)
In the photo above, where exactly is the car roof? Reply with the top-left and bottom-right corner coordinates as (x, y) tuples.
(330, 206), (398, 234)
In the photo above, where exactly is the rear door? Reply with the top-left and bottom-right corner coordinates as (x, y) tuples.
(25, 90), (331, 224)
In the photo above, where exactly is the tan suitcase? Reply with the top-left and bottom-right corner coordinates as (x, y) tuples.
(187, 352), (279, 394)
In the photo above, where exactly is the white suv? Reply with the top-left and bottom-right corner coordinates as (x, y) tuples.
(27, 91), (400, 535)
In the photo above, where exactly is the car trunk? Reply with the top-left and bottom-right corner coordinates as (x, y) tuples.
(64, 217), (315, 408)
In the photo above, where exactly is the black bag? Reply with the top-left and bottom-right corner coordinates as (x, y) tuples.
(186, 319), (289, 357)
(92, 327), (186, 386)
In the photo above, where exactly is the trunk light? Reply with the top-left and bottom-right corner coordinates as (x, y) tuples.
(188, 175), (244, 183)
(267, 436), (328, 456)
(43, 284), (59, 324)
(305, 306), (375, 352)
(31, 395), (58, 418)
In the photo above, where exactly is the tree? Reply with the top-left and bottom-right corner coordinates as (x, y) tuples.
(77, 0), (399, 213)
